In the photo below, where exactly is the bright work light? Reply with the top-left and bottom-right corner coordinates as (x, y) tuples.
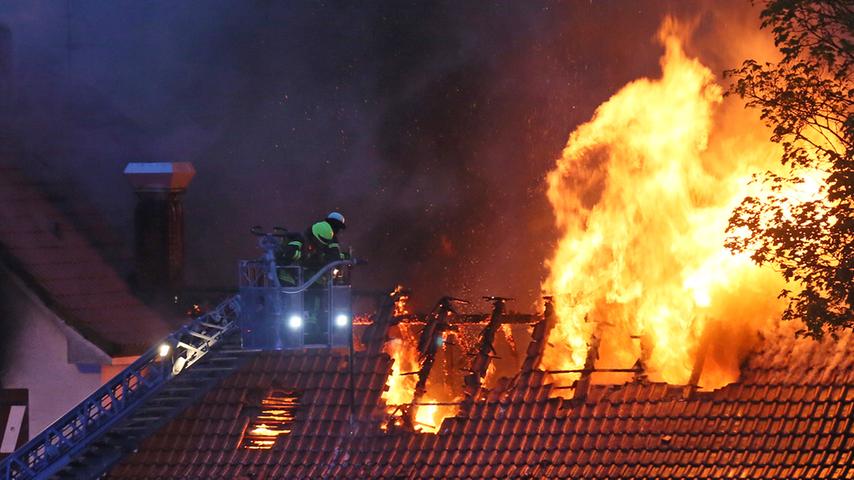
(158, 343), (171, 357)
(335, 313), (349, 328)
(288, 314), (303, 330)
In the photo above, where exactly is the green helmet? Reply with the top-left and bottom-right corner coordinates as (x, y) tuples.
(311, 221), (334, 244)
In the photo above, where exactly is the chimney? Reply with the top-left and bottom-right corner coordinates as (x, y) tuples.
(124, 162), (195, 295)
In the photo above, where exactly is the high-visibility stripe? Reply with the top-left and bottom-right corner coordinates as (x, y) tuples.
(1, 405), (25, 453)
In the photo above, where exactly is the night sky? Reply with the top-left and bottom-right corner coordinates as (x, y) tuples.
(0, 0), (765, 312)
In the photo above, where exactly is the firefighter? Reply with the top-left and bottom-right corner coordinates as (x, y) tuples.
(325, 211), (346, 234)
(298, 221), (331, 343)
(303, 214), (349, 268)
(275, 233), (304, 286)
(302, 221), (336, 269)
(301, 215), (349, 343)
(324, 211), (348, 260)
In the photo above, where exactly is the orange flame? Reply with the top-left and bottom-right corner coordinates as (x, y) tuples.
(242, 391), (298, 449)
(381, 336), (419, 408)
(541, 19), (794, 392)
(412, 397), (457, 433)
(381, 323), (460, 433)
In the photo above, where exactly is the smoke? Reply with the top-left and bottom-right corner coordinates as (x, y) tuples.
(0, 0), (770, 313)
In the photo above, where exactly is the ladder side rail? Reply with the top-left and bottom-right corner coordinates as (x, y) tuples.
(6, 349), (171, 478)
(25, 364), (172, 480)
(36, 316), (239, 480)
(0, 295), (241, 480)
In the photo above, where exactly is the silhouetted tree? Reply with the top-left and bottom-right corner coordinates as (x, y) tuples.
(725, 0), (852, 338)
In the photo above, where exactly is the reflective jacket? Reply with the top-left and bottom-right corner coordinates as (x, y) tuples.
(276, 233), (304, 264)
(276, 233), (304, 285)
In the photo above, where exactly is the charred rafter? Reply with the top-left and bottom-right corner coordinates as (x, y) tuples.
(406, 296), (465, 426)
(460, 296), (511, 413)
(521, 296), (555, 373)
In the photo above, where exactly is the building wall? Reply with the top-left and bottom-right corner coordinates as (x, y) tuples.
(0, 266), (109, 437)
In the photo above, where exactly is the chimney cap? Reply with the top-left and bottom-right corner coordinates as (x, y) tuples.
(124, 162), (195, 192)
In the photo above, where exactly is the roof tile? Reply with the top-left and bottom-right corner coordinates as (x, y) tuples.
(0, 166), (172, 354)
(104, 323), (852, 480)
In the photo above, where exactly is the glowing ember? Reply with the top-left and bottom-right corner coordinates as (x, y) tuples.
(541, 19), (796, 392)
(242, 390), (298, 449)
(392, 285), (411, 317)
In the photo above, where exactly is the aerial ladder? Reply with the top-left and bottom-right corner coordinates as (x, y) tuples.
(0, 227), (359, 480)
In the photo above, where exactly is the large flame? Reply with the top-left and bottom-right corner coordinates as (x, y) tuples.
(412, 396), (458, 433)
(541, 19), (791, 391)
(381, 322), (462, 433)
(381, 335), (419, 412)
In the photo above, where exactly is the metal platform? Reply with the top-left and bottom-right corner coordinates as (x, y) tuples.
(238, 259), (356, 350)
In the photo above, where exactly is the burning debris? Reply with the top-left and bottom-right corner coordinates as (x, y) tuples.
(391, 285), (412, 319)
(241, 390), (300, 450)
(379, 293), (541, 434)
(382, 297), (467, 433)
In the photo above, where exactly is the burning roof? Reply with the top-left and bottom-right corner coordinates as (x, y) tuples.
(540, 20), (797, 393)
(105, 307), (852, 479)
(0, 10), (838, 478)
(106, 19), (852, 478)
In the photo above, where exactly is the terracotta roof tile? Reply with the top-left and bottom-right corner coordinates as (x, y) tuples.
(104, 324), (853, 479)
(0, 165), (171, 354)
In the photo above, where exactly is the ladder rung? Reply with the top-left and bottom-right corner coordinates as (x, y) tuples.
(188, 331), (214, 342)
(176, 341), (204, 355)
(199, 321), (227, 330)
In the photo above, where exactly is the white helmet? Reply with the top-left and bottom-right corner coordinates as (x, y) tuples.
(326, 211), (346, 230)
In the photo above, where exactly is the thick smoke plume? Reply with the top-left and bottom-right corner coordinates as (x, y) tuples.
(0, 1), (769, 315)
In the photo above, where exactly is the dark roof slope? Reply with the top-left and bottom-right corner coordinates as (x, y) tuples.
(108, 322), (853, 479)
(0, 164), (171, 355)
(111, 349), (392, 479)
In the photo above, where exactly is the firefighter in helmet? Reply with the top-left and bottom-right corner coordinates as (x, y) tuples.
(303, 212), (348, 268)
(275, 232), (304, 286)
(302, 212), (349, 343)
(323, 211), (348, 260)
